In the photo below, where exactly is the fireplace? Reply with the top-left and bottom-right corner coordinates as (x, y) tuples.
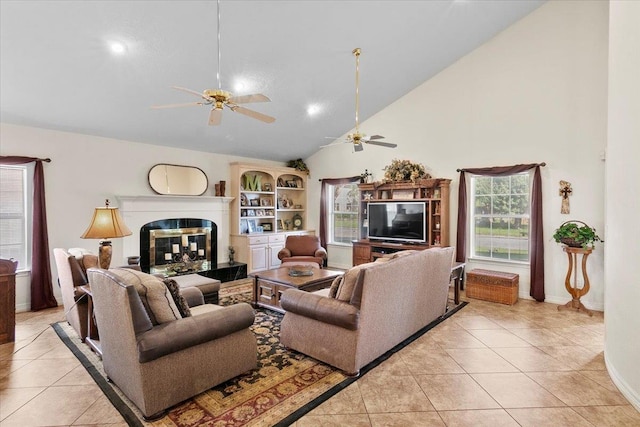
(140, 218), (217, 276)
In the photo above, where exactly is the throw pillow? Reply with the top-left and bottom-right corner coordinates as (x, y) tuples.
(328, 276), (343, 298)
(110, 268), (182, 325)
(335, 261), (376, 302)
(82, 254), (99, 271)
(67, 255), (88, 287)
(163, 278), (192, 318)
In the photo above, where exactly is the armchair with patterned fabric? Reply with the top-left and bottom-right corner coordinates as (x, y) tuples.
(277, 235), (327, 268)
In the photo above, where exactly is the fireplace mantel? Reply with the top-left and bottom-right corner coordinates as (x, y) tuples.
(116, 195), (234, 267)
(118, 195), (234, 209)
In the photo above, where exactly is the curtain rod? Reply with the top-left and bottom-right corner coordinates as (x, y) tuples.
(40, 158), (51, 163)
(456, 162), (545, 173)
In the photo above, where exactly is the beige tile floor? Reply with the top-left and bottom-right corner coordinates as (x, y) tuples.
(2, 290), (640, 426)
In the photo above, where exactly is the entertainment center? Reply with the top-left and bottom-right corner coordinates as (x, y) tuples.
(352, 178), (451, 265)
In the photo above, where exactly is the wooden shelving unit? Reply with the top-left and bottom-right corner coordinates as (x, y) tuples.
(353, 178), (451, 265)
(230, 163), (314, 273)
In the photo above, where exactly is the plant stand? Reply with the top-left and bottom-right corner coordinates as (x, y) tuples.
(558, 246), (593, 316)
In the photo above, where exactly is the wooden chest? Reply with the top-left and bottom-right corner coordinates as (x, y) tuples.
(466, 269), (519, 305)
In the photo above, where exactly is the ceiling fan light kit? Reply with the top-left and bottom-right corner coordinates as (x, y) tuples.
(151, 0), (275, 126)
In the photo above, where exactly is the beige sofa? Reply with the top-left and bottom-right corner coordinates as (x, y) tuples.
(87, 268), (257, 419)
(280, 247), (454, 375)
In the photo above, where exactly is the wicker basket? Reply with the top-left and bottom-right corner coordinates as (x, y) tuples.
(466, 269), (519, 305)
(560, 237), (583, 248)
(555, 220), (590, 248)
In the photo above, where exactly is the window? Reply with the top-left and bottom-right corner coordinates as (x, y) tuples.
(470, 173), (530, 262)
(0, 165), (30, 269)
(327, 183), (360, 244)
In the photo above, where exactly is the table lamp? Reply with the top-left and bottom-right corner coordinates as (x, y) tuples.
(81, 199), (132, 269)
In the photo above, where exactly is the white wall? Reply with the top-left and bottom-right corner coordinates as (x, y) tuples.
(604, 0), (640, 411)
(0, 123), (281, 311)
(307, 0), (608, 309)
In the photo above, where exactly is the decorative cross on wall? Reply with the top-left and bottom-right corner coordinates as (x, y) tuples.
(559, 180), (572, 214)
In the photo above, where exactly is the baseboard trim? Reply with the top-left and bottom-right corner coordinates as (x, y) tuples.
(517, 293), (604, 312)
(605, 351), (640, 412)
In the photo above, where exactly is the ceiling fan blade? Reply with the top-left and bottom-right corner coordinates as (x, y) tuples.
(229, 93), (271, 104)
(208, 108), (222, 126)
(368, 134), (385, 140)
(151, 102), (202, 109)
(366, 140), (397, 149)
(354, 143), (364, 152)
(319, 141), (344, 148)
(172, 86), (210, 99)
(232, 106), (276, 123)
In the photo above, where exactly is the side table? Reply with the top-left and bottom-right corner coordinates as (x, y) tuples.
(558, 246), (594, 316)
(79, 285), (102, 357)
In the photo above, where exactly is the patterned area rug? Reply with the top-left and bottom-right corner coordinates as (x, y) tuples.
(53, 281), (467, 426)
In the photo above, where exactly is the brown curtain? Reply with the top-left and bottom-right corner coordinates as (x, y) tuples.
(319, 176), (361, 258)
(0, 156), (57, 311)
(456, 163), (545, 302)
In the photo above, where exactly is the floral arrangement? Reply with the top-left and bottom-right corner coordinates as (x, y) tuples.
(383, 159), (430, 182)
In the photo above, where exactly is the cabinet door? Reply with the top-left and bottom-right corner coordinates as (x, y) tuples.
(249, 244), (268, 273)
(269, 242), (285, 269)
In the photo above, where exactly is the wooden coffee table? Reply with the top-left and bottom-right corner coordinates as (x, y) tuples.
(252, 267), (343, 313)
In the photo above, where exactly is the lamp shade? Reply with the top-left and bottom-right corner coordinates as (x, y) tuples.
(81, 205), (132, 239)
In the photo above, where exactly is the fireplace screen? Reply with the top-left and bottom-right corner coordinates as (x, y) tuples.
(140, 218), (217, 276)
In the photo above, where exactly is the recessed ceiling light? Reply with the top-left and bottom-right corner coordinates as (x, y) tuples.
(307, 104), (322, 116)
(108, 41), (127, 55)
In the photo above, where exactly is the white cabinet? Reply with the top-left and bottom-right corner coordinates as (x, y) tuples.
(247, 234), (283, 273)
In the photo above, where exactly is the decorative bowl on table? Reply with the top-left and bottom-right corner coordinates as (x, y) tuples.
(288, 265), (314, 277)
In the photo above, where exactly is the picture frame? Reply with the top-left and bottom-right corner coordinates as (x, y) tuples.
(247, 219), (257, 233)
(260, 222), (272, 231)
(277, 219), (285, 230)
(260, 197), (272, 207)
(241, 209), (247, 217)
(247, 209), (256, 217)
(263, 183), (272, 192)
(266, 209), (274, 216)
(250, 199), (260, 207)
(256, 209), (265, 217)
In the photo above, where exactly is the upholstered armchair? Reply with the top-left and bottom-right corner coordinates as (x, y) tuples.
(53, 248), (99, 341)
(86, 268), (257, 419)
(277, 235), (327, 267)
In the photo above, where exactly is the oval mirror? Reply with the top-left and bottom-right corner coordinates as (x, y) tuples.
(148, 164), (208, 196)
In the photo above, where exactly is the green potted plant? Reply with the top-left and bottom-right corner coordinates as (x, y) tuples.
(286, 158), (309, 174)
(553, 221), (603, 249)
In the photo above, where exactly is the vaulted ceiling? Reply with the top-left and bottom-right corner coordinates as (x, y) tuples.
(0, 0), (545, 161)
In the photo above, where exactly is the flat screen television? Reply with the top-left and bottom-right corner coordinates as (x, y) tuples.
(367, 201), (426, 244)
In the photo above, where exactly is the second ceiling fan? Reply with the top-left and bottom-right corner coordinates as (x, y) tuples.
(323, 48), (396, 152)
(151, 0), (275, 126)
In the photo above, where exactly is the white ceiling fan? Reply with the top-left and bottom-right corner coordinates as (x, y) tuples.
(151, 0), (275, 126)
(322, 48), (396, 152)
